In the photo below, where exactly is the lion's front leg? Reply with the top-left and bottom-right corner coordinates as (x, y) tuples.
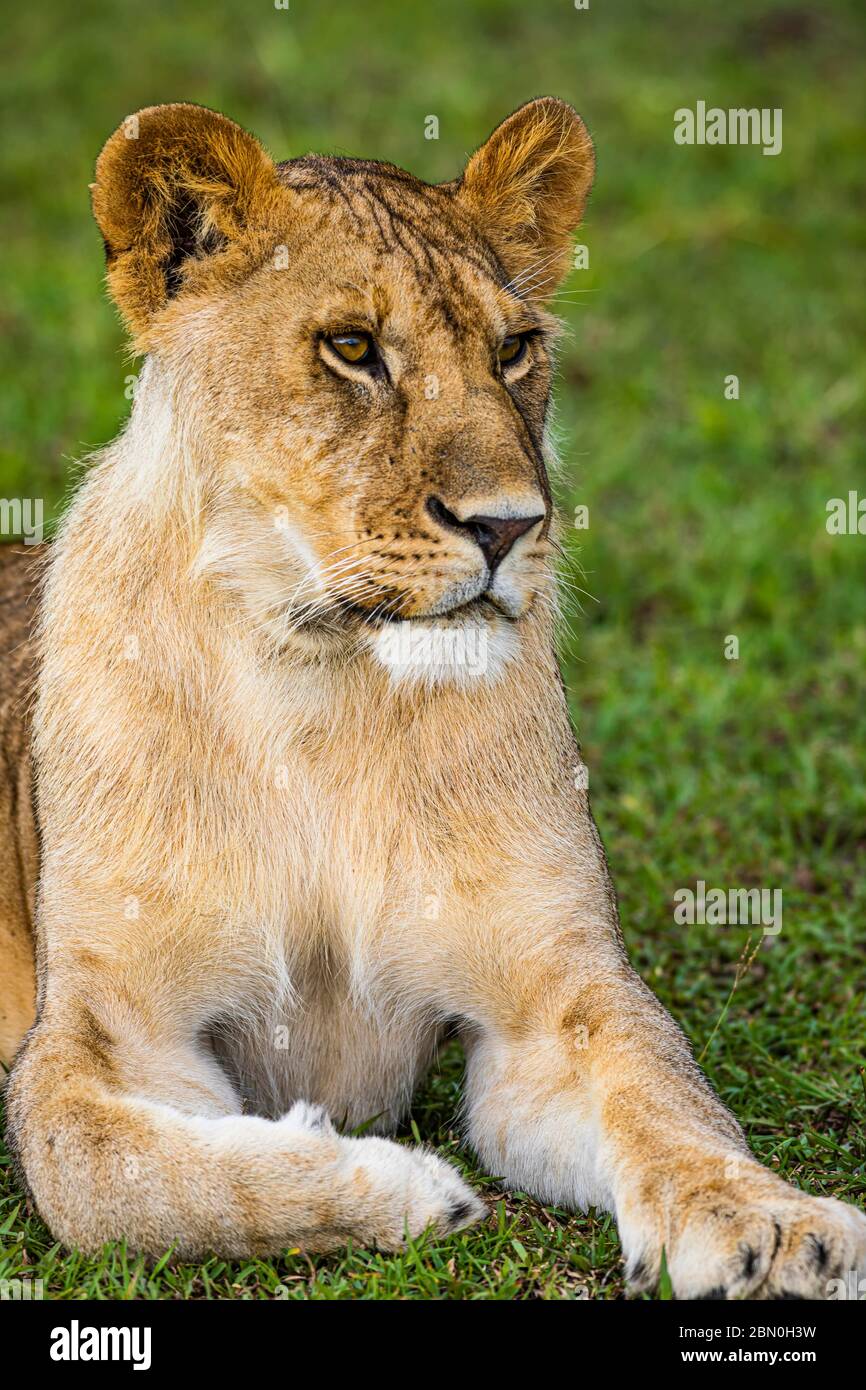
(458, 951), (866, 1299)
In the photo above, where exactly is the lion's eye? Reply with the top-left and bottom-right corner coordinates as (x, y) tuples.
(328, 333), (376, 365)
(498, 334), (527, 367)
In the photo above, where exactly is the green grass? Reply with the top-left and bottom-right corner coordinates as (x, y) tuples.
(2, 0), (865, 1298)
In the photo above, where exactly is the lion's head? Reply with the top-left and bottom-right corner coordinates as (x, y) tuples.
(92, 99), (593, 685)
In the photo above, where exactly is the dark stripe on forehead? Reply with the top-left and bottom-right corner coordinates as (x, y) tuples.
(358, 187), (508, 343)
(361, 192), (396, 255)
(373, 194), (439, 281)
(278, 154), (506, 288)
(375, 190), (501, 287)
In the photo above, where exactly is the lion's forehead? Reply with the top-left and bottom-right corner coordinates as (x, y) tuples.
(274, 155), (505, 310)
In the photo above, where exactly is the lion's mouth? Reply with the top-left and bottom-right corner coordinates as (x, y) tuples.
(345, 594), (505, 628)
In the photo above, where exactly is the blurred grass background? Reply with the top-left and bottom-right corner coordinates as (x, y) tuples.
(1, 0), (865, 1299)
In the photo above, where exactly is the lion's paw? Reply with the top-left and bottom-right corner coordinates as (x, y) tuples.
(340, 1134), (486, 1250)
(625, 1166), (866, 1300)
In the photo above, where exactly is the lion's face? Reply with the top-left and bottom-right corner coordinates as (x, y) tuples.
(180, 171), (558, 663)
(93, 101), (593, 682)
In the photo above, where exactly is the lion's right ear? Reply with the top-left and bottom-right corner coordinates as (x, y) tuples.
(91, 103), (281, 343)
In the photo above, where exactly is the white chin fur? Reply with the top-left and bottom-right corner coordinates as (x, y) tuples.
(368, 614), (519, 690)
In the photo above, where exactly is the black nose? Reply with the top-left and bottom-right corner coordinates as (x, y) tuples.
(427, 498), (544, 572)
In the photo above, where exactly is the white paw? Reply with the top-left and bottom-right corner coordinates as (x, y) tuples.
(280, 1100), (335, 1136)
(343, 1135), (486, 1249)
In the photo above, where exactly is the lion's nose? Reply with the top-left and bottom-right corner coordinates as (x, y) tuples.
(426, 497), (544, 572)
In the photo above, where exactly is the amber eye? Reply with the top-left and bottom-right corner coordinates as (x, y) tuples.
(498, 333), (527, 367)
(328, 332), (376, 365)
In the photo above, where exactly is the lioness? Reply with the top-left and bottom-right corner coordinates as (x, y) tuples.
(2, 100), (863, 1299)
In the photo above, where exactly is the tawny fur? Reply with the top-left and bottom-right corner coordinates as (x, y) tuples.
(1, 100), (863, 1297)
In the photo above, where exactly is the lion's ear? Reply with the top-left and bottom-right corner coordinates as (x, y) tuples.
(458, 98), (594, 297)
(91, 103), (281, 343)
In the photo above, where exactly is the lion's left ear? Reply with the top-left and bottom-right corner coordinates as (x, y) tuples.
(458, 98), (594, 297)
